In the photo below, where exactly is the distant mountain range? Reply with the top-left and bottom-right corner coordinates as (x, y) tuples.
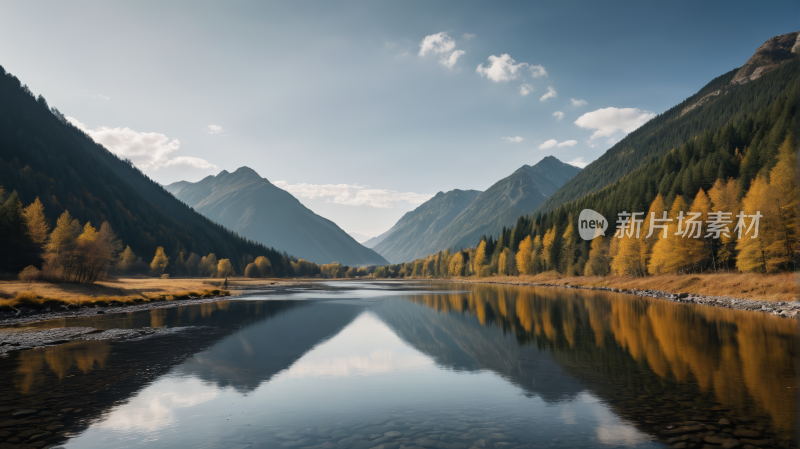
(0, 65), (285, 275)
(166, 168), (388, 266)
(371, 156), (580, 263)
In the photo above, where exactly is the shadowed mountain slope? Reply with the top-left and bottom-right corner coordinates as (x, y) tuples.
(0, 65), (285, 275)
(368, 189), (482, 263)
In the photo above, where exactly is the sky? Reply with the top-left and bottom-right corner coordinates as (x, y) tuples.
(1, 1), (797, 237)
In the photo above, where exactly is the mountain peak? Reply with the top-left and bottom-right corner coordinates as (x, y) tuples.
(731, 31), (799, 85)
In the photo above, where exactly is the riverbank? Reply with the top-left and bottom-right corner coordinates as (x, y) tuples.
(452, 272), (800, 318)
(0, 277), (307, 326)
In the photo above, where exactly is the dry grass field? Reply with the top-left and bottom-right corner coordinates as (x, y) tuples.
(459, 271), (799, 303)
(0, 277), (295, 312)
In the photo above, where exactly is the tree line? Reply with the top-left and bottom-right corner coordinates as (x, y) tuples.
(1, 189), (375, 282)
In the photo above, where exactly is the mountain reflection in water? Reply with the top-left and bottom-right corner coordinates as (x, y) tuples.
(0, 282), (794, 449)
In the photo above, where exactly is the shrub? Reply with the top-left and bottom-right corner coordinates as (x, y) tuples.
(19, 266), (42, 286)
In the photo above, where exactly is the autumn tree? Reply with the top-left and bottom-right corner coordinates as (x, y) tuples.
(22, 197), (49, 246)
(648, 196), (689, 274)
(150, 247), (169, 276)
(200, 253), (218, 277)
(584, 236), (610, 276)
(217, 259), (235, 278)
(736, 140), (798, 273)
(254, 256), (273, 277)
(708, 178), (740, 268)
(516, 236), (533, 275)
(473, 240), (487, 276)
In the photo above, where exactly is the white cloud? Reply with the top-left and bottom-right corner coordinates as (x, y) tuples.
(539, 86), (557, 102)
(529, 65), (547, 78)
(419, 32), (465, 69)
(538, 139), (577, 149)
(574, 107), (656, 141)
(206, 124), (223, 134)
(273, 181), (433, 209)
(519, 83), (534, 96)
(67, 117), (180, 169)
(462, 33), (476, 40)
(501, 136), (524, 143)
(476, 54), (529, 82)
(419, 32), (456, 56)
(552, 111), (565, 121)
(164, 156), (217, 170)
(567, 157), (589, 168)
(441, 50), (465, 68)
(67, 116), (215, 172)
(571, 98), (588, 106)
(95, 94), (110, 100)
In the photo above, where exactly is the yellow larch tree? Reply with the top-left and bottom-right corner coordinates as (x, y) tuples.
(708, 178), (740, 267)
(541, 227), (556, 271)
(648, 196), (690, 274)
(737, 139), (798, 273)
(498, 249), (509, 276)
(473, 240), (487, 276)
(516, 236), (533, 275)
(150, 246), (169, 275)
(23, 197), (50, 246)
(685, 189), (713, 271)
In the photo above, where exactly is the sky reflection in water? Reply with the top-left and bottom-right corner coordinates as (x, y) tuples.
(3, 282), (794, 448)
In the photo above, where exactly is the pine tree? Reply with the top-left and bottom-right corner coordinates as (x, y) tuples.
(150, 247), (169, 275)
(640, 194), (666, 269)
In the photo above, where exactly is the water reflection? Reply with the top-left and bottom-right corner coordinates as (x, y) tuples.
(400, 284), (797, 439)
(0, 282), (795, 449)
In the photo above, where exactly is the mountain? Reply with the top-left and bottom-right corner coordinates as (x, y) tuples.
(372, 156), (580, 263)
(370, 189), (482, 263)
(347, 232), (374, 244)
(432, 156), (580, 254)
(165, 168), (388, 266)
(535, 30), (800, 216)
(0, 64), (286, 275)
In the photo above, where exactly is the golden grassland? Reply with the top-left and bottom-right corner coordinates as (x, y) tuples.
(453, 271), (798, 303)
(0, 277), (295, 312)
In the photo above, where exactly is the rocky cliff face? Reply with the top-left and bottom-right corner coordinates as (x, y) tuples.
(730, 31), (799, 85)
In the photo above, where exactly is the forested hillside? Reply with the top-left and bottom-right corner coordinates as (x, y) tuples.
(0, 64), (288, 276)
(370, 43), (799, 280)
(537, 31), (800, 215)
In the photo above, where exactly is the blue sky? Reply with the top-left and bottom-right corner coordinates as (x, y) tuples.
(1, 1), (797, 237)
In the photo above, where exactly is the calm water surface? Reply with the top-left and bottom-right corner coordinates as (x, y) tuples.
(0, 282), (796, 449)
